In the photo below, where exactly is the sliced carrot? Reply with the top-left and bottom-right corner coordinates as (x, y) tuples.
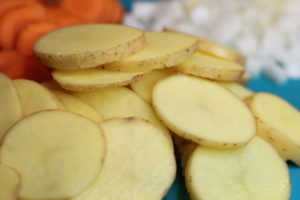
(3, 54), (27, 79)
(24, 56), (52, 82)
(0, 50), (23, 71)
(0, 0), (36, 18)
(110, 0), (124, 23)
(114, 0), (124, 23)
(98, 0), (112, 23)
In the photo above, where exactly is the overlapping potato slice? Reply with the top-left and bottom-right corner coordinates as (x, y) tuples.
(0, 164), (20, 200)
(73, 118), (176, 200)
(185, 137), (290, 200)
(238, 72), (252, 84)
(218, 82), (253, 99)
(52, 68), (149, 91)
(153, 74), (256, 147)
(104, 32), (199, 72)
(0, 110), (106, 199)
(34, 24), (146, 70)
(41, 80), (62, 90)
(175, 52), (245, 81)
(246, 92), (300, 165)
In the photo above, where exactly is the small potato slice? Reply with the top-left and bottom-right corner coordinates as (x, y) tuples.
(218, 82), (253, 99)
(52, 68), (149, 91)
(51, 90), (103, 122)
(0, 164), (21, 200)
(237, 72), (252, 84)
(0, 110), (106, 199)
(0, 74), (22, 141)
(185, 137), (291, 200)
(175, 52), (245, 81)
(130, 68), (175, 103)
(104, 32), (199, 72)
(246, 92), (300, 165)
(73, 118), (176, 200)
(34, 24), (146, 70)
(153, 74), (256, 147)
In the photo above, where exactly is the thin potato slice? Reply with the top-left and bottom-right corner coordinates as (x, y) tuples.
(52, 68), (149, 91)
(185, 137), (290, 200)
(104, 32), (199, 72)
(0, 164), (21, 200)
(238, 72), (252, 84)
(153, 74), (256, 147)
(175, 52), (245, 81)
(0, 110), (106, 199)
(218, 82), (253, 99)
(246, 93), (300, 165)
(73, 118), (176, 200)
(34, 24), (146, 70)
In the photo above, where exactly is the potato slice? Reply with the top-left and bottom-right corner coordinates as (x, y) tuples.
(52, 68), (149, 91)
(175, 52), (245, 81)
(0, 74), (22, 141)
(153, 74), (256, 147)
(0, 164), (21, 200)
(185, 137), (290, 200)
(34, 24), (146, 70)
(104, 32), (199, 72)
(237, 72), (252, 84)
(246, 92), (300, 165)
(13, 79), (64, 115)
(41, 80), (62, 90)
(218, 82), (253, 99)
(51, 90), (103, 122)
(0, 110), (106, 199)
(73, 118), (176, 200)
(130, 69), (175, 103)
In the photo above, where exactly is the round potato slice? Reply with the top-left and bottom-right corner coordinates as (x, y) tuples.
(246, 92), (300, 166)
(185, 137), (291, 200)
(0, 110), (106, 199)
(153, 74), (256, 147)
(0, 164), (21, 200)
(104, 32), (199, 72)
(73, 118), (176, 200)
(218, 82), (253, 100)
(34, 24), (146, 70)
(52, 68), (149, 91)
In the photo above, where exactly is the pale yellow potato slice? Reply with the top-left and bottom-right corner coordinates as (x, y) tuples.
(0, 164), (21, 200)
(0, 110), (106, 199)
(246, 92), (300, 165)
(153, 74), (256, 147)
(0, 74), (22, 141)
(52, 68), (149, 91)
(185, 137), (291, 200)
(237, 72), (252, 84)
(130, 68), (175, 103)
(175, 52), (245, 81)
(51, 90), (103, 122)
(104, 32), (199, 72)
(34, 24), (146, 70)
(73, 118), (176, 200)
(218, 82), (254, 99)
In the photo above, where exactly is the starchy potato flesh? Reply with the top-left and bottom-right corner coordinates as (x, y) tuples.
(218, 82), (253, 99)
(34, 24), (146, 70)
(52, 68), (149, 91)
(0, 74), (22, 141)
(246, 93), (300, 165)
(104, 32), (199, 72)
(73, 118), (176, 200)
(0, 110), (106, 199)
(153, 74), (256, 147)
(185, 137), (290, 200)
(176, 52), (245, 81)
(0, 164), (20, 200)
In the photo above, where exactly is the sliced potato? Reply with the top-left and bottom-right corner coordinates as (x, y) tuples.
(238, 72), (252, 84)
(185, 137), (290, 200)
(41, 80), (62, 90)
(34, 24), (146, 70)
(153, 74), (256, 147)
(246, 92), (300, 165)
(0, 110), (106, 199)
(218, 82), (253, 99)
(73, 118), (176, 200)
(175, 52), (245, 81)
(104, 32), (199, 72)
(0, 74), (22, 141)
(0, 164), (21, 200)
(52, 68), (149, 91)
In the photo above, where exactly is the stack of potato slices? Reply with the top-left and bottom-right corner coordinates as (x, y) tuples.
(0, 24), (298, 200)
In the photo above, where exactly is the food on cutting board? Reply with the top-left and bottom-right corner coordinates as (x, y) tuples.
(0, 164), (21, 200)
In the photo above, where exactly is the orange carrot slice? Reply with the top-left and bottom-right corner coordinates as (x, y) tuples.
(0, 0), (36, 18)
(0, 50), (23, 71)
(3, 54), (27, 79)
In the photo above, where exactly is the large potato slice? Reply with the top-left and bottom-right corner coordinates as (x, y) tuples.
(34, 24), (146, 70)
(73, 118), (176, 200)
(153, 74), (256, 147)
(0, 74), (22, 141)
(0, 110), (106, 199)
(0, 164), (20, 200)
(246, 92), (300, 165)
(218, 82), (253, 99)
(52, 68), (149, 91)
(104, 32), (199, 72)
(185, 137), (290, 200)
